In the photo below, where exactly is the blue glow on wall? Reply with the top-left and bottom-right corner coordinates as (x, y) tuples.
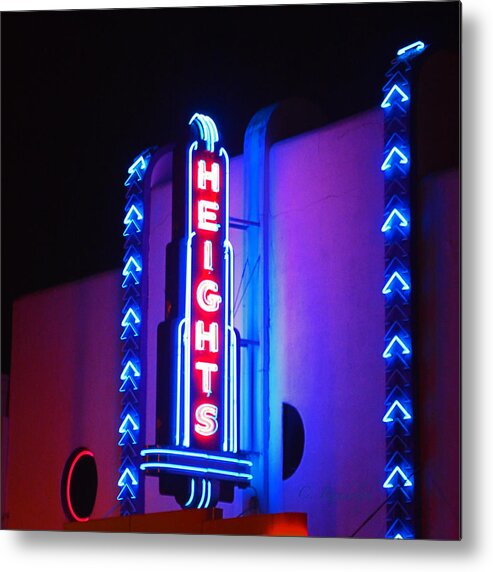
(118, 149), (153, 515)
(381, 40), (426, 539)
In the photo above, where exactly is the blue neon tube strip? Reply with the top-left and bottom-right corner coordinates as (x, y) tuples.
(140, 447), (252, 466)
(140, 462), (253, 480)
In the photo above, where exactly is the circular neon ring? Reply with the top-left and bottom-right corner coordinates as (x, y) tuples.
(65, 449), (95, 522)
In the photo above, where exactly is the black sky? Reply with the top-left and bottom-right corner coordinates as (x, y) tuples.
(1, 2), (460, 373)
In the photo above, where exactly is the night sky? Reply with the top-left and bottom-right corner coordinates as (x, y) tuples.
(1, 2), (460, 373)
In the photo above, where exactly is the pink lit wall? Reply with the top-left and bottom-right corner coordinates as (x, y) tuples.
(5, 271), (121, 529)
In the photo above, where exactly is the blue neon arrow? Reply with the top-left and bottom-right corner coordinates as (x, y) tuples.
(120, 498), (136, 514)
(383, 72), (409, 93)
(385, 452), (411, 472)
(121, 307), (141, 328)
(382, 272), (410, 294)
(125, 156), (147, 187)
(125, 195), (143, 212)
(123, 245), (141, 264)
(381, 84), (409, 109)
(124, 204), (143, 225)
(118, 467), (138, 487)
(119, 455), (137, 473)
(383, 400), (412, 422)
(124, 233), (142, 250)
(121, 360), (141, 381)
(122, 256), (142, 276)
(381, 147), (409, 171)
(121, 401), (138, 420)
(121, 389), (138, 405)
(123, 219), (142, 236)
(121, 322), (139, 340)
(381, 208), (408, 232)
(117, 483), (136, 500)
(383, 466), (413, 488)
(119, 375), (138, 392)
(386, 518), (413, 539)
(397, 41), (425, 57)
(118, 414), (139, 446)
(122, 284), (140, 301)
(123, 205), (143, 236)
(383, 336), (411, 358)
(122, 271), (140, 288)
(122, 297), (139, 317)
(387, 500), (411, 520)
(121, 349), (138, 367)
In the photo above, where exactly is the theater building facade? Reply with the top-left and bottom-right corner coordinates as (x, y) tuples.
(2, 43), (460, 539)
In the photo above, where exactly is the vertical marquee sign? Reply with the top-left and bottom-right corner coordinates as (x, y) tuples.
(141, 114), (252, 509)
(380, 41), (426, 539)
(118, 150), (153, 515)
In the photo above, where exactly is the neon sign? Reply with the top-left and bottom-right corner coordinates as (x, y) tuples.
(141, 114), (249, 508)
(118, 149), (152, 515)
(381, 40), (426, 540)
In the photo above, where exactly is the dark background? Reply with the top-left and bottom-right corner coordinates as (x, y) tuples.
(1, 2), (460, 373)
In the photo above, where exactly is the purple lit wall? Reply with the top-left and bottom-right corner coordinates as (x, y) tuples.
(267, 109), (386, 537)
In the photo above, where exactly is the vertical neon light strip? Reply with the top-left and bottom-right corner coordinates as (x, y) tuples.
(119, 150), (152, 515)
(381, 41), (426, 539)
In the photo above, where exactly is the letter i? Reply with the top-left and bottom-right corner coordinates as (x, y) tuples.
(204, 240), (213, 270)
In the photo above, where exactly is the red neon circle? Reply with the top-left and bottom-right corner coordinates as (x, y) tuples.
(66, 449), (95, 522)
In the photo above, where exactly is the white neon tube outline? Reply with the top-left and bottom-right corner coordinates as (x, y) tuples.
(195, 361), (218, 396)
(381, 147), (409, 171)
(220, 148), (238, 453)
(229, 325), (238, 453)
(381, 208), (409, 232)
(197, 478), (207, 509)
(204, 240), (213, 270)
(140, 448), (252, 466)
(381, 84), (409, 109)
(383, 335), (411, 358)
(175, 318), (186, 446)
(140, 462), (253, 480)
(118, 467), (138, 487)
(383, 466), (412, 488)
(196, 279), (222, 312)
(197, 200), (220, 232)
(122, 256), (142, 276)
(382, 400), (412, 422)
(195, 320), (219, 353)
(397, 41), (425, 57)
(194, 403), (219, 436)
(197, 160), (220, 192)
(382, 271), (410, 294)
(184, 478), (196, 507)
(181, 141), (199, 448)
(189, 114), (219, 153)
(203, 480), (212, 509)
